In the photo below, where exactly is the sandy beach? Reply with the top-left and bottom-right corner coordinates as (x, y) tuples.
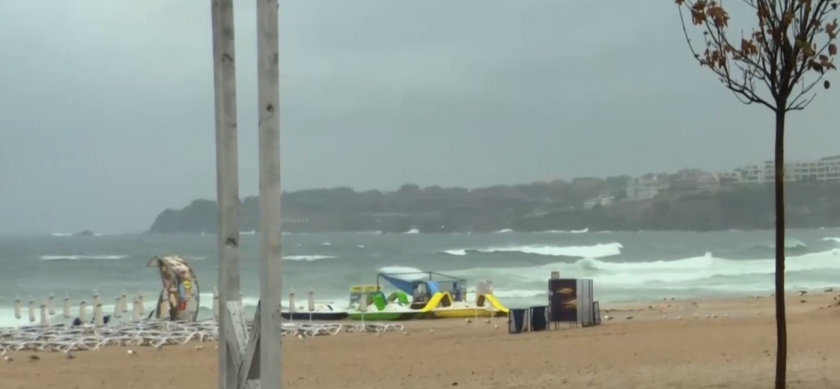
(2, 291), (840, 389)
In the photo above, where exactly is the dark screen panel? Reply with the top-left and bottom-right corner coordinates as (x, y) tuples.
(548, 278), (578, 322)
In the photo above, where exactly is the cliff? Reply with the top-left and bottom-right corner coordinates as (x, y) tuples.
(147, 177), (840, 234)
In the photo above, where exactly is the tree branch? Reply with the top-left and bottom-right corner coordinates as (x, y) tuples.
(676, 5), (778, 110)
(675, 0), (837, 114)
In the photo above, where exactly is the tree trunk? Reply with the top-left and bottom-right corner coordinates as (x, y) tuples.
(773, 108), (787, 389)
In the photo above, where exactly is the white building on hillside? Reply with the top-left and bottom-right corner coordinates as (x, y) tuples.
(670, 172), (721, 192)
(584, 195), (615, 209)
(626, 176), (668, 199)
(730, 155), (840, 184)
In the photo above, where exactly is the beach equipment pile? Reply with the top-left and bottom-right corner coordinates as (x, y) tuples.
(0, 318), (361, 353)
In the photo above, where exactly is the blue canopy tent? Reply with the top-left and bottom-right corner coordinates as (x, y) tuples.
(377, 272), (416, 295)
(376, 271), (467, 303)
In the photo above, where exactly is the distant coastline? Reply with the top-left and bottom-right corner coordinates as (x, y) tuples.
(148, 175), (840, 234)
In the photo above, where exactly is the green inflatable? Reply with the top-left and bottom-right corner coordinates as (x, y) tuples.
(388, 291), (409, 305)
(372, 293), (388, 311)
(371, 291), (409, 311)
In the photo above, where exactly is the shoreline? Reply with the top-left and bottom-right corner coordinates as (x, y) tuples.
(133, 226), (840, 235)
(2, 291), (840, 388)
(1, 287), (837, 330)
(20, 225), (840, 236)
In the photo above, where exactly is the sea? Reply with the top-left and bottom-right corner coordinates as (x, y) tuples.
(1, 228), (840, 328)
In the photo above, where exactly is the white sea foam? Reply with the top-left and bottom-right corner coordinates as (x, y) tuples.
(441, 242), (623, 259)
(404, 228), (420, 234)
(282, 255), (337, 261)
(495, 229), (514, 233)
(822, 237), (840, 244)
(378, 265), (428, 280)
(443, 249), (468, 256)
(449, 248), (840, 288)
(39, 255), (128, 261)
(537, 228), (589, 234)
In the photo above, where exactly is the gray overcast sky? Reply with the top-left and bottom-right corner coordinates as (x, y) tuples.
(1, 0), (838, 234)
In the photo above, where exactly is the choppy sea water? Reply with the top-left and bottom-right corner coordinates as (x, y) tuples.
(1, 229), (840, 327)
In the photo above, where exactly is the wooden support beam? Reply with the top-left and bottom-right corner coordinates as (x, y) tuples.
(256, 0), (284, 388)
(213, 0), (280, 387)
(223, 301), (260, 389)
(238, 302), (261, 389)
(223, 302), (249, 374)
(211, 0), (241, 388)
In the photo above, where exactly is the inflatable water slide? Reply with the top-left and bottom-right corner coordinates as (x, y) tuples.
(378, 271), (509, 318)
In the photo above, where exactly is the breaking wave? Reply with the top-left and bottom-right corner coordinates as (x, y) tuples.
(440, 242), (622, 259)
(282, 255), (337, 261)
(447, 248), (840, 288)
(39, 255), (129, 261)
(537, 228), (589, 234)
(744, 239), (811, 256)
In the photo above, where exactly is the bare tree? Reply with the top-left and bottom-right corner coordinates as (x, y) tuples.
(674, 0), (837, 388)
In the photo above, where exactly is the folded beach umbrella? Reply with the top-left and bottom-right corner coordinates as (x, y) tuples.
(93, 290), (101, 307)
(308, 288), (315, 321)
(121, 290), (129, 313)
(213, 288), (219, 322)
(62, 293), (71, 319)
(47, 292), (55, 315)
(13, 296), (21, 320)
(113, 297), (122, 319)
(289, 288), (297, 314)
(131, 299), (141, 322)
(358, 292), (368, 327)
(28, 297), (35, 323)
(94, 304), (104, 327)
(78, 301), (88, 323)
(39, 303), (49, 327)
(137, 291), (145, 315)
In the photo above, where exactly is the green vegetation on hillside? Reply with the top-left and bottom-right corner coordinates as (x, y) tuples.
(148, 177), (840, 234)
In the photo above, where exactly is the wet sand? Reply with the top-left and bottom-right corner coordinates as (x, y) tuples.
(3, 291), (840, 389)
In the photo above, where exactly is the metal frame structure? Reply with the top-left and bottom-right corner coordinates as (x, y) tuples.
(212, 0), (282, 388)
(375, 271), (467, 290)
